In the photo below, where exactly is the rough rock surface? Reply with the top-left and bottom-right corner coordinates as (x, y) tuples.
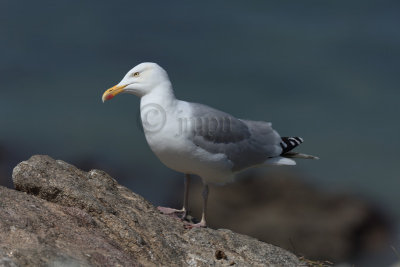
(187, 173), (390, 262)
(0, 155), (302, 266)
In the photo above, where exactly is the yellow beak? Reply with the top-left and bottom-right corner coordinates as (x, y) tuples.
(102, 84), (127, 103)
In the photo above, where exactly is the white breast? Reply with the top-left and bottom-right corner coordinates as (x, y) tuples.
(140, 99), (234, 183)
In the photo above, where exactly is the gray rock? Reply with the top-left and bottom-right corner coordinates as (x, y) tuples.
(4, 155), (302, 266)
(0, 184), (135, 266)
(187, 173), (390, 262)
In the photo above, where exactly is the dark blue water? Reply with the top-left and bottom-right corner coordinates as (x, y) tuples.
(1, 0), (400, 252)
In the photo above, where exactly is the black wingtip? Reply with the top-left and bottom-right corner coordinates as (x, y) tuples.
(280, 137), (303, 155)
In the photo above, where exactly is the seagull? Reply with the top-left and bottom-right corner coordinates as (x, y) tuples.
(102, 62), (318, 228)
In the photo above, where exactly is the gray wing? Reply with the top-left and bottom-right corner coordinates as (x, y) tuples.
(190, 103), (282, 172)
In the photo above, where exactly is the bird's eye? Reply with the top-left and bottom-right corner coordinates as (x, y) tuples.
(133, 72), (140, 77)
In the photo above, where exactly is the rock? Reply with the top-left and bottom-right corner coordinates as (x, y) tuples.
(187, 173), (391, 262)
(0, 184), (135, 266)
(2, 155), (302, 266)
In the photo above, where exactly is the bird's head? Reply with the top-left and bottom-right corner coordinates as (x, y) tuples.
(102, 62), (169, 102)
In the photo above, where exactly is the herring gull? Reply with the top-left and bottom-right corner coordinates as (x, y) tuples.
(102, 62), (318, 228)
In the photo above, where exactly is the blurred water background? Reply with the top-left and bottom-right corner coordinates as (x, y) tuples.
(1, 1), (400, 265)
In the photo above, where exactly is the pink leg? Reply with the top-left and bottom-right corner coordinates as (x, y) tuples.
(184, 184), (208, 229)
(157, 206), (184, 215)
(157, 174), (191, 219)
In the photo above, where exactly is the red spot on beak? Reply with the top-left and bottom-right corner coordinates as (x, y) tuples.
(106, 94), (114, 100)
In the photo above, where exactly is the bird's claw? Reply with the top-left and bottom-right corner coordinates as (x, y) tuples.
(157, 206), (184, 215)
(157, 206), (189, 220)
(183, 221), (207, 229)
(157, 206), (206, 228)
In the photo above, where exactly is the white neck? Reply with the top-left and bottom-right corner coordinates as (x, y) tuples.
(140, 81), (177, 109)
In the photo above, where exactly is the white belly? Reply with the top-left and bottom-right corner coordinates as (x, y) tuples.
(140, 101), (234, 184)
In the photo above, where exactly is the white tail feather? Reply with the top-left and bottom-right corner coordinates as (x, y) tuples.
(264, 157), (296, 166)
(283, 152), (319, 160)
